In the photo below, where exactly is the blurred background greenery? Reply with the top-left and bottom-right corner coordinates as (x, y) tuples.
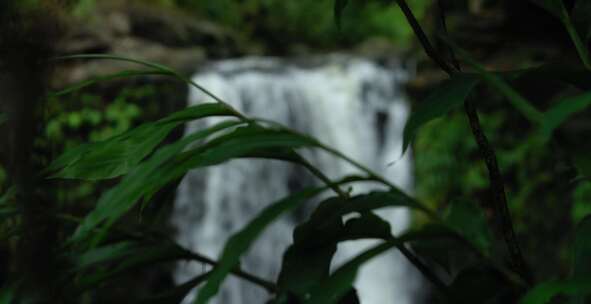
(69, 0), (429, 51)
(2, 0), (590, 301)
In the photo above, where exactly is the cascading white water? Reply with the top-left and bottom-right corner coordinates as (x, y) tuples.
(172, 55), (419, 304)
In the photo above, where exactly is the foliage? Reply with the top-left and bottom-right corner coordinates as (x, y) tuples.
(3, 0), (591, 303)
(68, 0), (428, 49)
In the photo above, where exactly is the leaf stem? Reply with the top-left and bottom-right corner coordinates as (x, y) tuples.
(184, 251), (278, 293)
(463, 100), (533, 284)
(396, 242), (454, 300)
(563, 16), (591, 70)
(58, 214), (278, 293)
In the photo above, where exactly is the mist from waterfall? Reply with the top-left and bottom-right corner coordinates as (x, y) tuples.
(171, 55), (420, 304)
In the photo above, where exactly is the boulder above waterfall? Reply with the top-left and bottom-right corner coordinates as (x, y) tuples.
(51, 1), (250, 90)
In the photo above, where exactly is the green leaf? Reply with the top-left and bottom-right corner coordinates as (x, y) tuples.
(54, 54), (230, 105)
(48, 69), (169, 97)
(72, 241), (191, 291)
(53, 124), (176, 180)
(195, 188), (325, 304)
(48, 103), (235, 180)
(0, 113), (6, 126)
(341, 212), (392, 241)
(304, 240), (401, 304)
(571, 216), (591, 303)
(338, 190), (433, 217)
(402, 73), (480, 152)
(179, 125), (320, 168)
(527, 0), (591, 69)
(439, 35), (544, 123)
(334, 0), (349, 29)
(540, 90), (591, 139)
(72, 241), (138, 270)
(141, 125), (323, 203)
(277, 198), (394, 301)
(277, 197), (346, 297)
(73, 122), (330, 246)
(278, 244), (339, 299)
(565, 17), (591, 71)
(519, 278), (591, 304)
(444, 198), (493, 255)
(292, 197), (346, 246)
(71, 120), (242, 244)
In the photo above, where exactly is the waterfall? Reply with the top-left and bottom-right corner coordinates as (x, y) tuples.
(172, 55), (419, 304)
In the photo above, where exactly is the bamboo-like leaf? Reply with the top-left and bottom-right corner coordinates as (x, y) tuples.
(73, 241), (190, 292)
(48, 103), (235, 180)
(402, 73), (480, 152)
(48, 69), (169, 97)
(527, 0), (591, 69)
(439, 35), (544, 123)
(71, 120), (243, 244)
(72, 241), (139, 271)
(337, 190), (433, 217)
(140, 125), (323, 203)
(540, 90), (591, 139)
(55, 54), (232, 107)
(177, 125), (321, 168)
(195, 188), (325, 304)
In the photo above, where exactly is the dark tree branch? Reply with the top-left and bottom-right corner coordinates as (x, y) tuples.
(394, 0), (533, 284)
(185, 251), (278, 293)
(436, 0), (460, 70)
(391, 0), (456, 74)
(397, 244), (455, 300)
(435, 0), (532, 284)
(462, 101), (533, 284)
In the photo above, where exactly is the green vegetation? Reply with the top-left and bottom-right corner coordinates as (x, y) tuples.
(69, 0), (428, 48)
(2, 0), (591, 303)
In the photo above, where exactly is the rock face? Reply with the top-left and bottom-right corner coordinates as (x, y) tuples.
(172, 56), (421, 304)
(51, 1), (245, 90)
